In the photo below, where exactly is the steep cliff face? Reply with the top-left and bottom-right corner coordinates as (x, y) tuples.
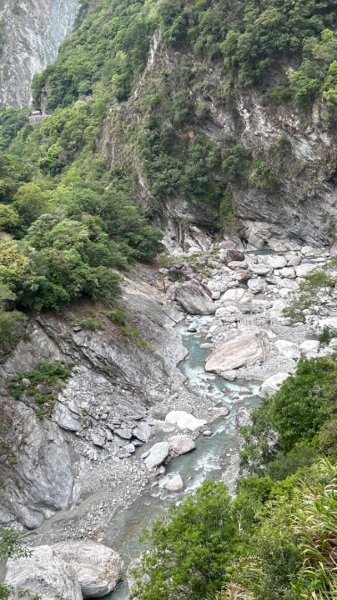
(0, 271), (190, 529)
(0, 0), (79, 107)
(99, 33), (337, 251)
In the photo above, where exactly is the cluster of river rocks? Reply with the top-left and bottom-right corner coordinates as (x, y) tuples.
(4, 240), (337, 599)
(163, 241), (337, 396)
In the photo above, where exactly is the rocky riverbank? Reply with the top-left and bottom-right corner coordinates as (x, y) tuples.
(3, 239), (337, 598)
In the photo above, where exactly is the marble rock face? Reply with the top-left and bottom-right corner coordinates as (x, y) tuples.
(175, 281), (216, 315)
(52, 541), (123, 598)
(5, 545), (83, 600)
(205, 332), (270, 374)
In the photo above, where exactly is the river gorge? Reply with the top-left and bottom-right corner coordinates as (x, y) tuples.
(6, 238), (336, 598)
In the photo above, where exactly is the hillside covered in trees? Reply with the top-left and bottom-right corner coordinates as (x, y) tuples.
(2, 0), (337, 598)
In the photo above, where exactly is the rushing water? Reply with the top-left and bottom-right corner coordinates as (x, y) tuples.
(105, 317), (260, 599)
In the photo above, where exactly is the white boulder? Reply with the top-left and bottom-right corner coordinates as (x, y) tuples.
(247, 277), (266, 294)
(295, 263), (317, 278)
(52, 542), (123, 598)
(286, 252), (302, 267)
(165, 474), (184, 492)
(265, 255), (287, 269)
(274, 340), (301, 360)
(269, 299), (286, 321)
(5, 545), (82, 600)
(215, 304), (241, 322)
(260, 372), (290, 396)
(169, 434), (196, 455)
(144, 442), (170, 469)
(165, 411), (207, 431)
(250, 263), (272, 276)
(278, 267), (296, 279)
(205, 332), (270, 374)
(301, 245), (316, 257)
(316, 317), (337, 333)
(221, 288), (253, 305)
(300, 340), (320, 357)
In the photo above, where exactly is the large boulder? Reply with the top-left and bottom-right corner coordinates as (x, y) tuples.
(165, 474), (184, 492)
(274, 340), (301, 360)
(169, 434), (196, 455)
(144, 442), (170, 469)
(52, 541), (123, 598)
(175, 281), (215, 315)
(250, 263), (272, 276)
(260, 372), (290, 396)
(316, 317), (337, 333)
(165, 410), (207, 431)
(300, 340), (320, 357)
(295, 263), (317, 278)
(278, 267), (296, 279)
(5, 545), (82, 600)
(205, 332), (270, 374)
(265, 255), (287, 269)
(215, 304), (241, 323)
(223, 249), (245, 263)
(247, 277), (267, 294)
(221, 288), (253, 305)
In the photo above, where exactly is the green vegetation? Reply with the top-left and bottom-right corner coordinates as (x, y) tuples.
(0, 284), (27, 361)
(0, 152), (161, 316)
(2, 0), (337, 332)
(134, 354), (337, 599)
(9, 360), (71, 419)
(106, 308), (127, 325)
(106, 309), (150, 350)
(284, 267), (337, 321)
(319, 326), (336, 345)
(80, 317), (103, 331)
(133, 482), (237, 599)
(240, 356), (337, 476)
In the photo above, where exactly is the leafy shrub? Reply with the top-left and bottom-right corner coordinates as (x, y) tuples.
(133, 481), (237, 599)
(0, 284), (26, 360)
(106, 308), (127, 325)
(319, 326), (336, 345)
(240, 356), (337, 476)
(9, 360), (71, 419)
(80, 318), (102, 331)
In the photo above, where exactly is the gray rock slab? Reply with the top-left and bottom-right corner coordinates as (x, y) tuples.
(52, 541), (123, 598)
(5, 545), (82, 600)
(175, 281), (215, 315)
(168, 434), (196, 455)
(133, 422), (152, 443)
(205, 332), (270, 373)
(144, 442), (170, 469)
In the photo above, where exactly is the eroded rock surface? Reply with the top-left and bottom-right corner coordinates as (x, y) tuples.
(0, 0), (79, 106)
(0, 273), (192, 529)
(175, 281), (215, 315)
(5, 545), (82, 600)
(205, 332), (270, 374)
(52, 541), (123, 598)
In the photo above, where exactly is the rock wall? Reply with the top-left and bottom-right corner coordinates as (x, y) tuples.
(0, 273), (188, 529)
(0, 0), (79, 107)
(99, 31), (337, 250)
